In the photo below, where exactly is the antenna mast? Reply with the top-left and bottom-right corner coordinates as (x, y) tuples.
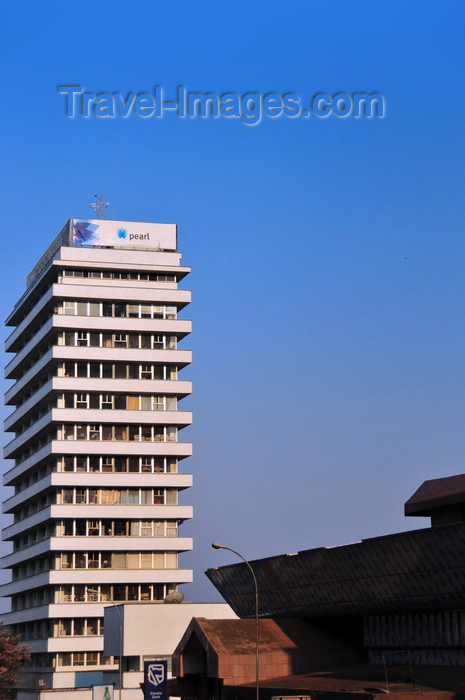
(89, 190), (109, 219)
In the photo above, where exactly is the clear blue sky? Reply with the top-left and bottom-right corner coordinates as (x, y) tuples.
(1, 0), (464, 603)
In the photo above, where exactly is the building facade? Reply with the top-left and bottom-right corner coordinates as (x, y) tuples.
(1, 218), (193, 690)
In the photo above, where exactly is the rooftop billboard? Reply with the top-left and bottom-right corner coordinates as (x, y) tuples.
(26, 218), (177, 288)
(70, 218), (177, 251)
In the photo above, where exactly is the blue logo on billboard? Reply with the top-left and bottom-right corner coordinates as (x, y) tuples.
(144, 660), (167, 700)
(117, 228), (127, 239)
(148, 664), (165, 686)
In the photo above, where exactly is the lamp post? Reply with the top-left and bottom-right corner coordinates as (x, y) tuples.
(86, 588), (123, 700)
(212, 543), (259, 700)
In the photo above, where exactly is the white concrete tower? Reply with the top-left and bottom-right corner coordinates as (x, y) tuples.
(1, 218), (193, 690)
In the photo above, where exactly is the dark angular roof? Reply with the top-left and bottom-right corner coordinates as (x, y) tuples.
(405, 473), (465, 516)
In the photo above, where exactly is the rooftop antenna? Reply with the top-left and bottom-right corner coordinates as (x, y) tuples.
(89, 189), (109, 219)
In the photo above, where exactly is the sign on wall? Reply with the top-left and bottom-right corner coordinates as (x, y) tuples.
(71, 219), (177, 251)
(144, 660), (168, 700)
(92, 685), (114, 700)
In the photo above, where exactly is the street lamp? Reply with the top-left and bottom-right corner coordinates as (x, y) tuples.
(86, 588), (123, 700)
(212, 543), (259, 700)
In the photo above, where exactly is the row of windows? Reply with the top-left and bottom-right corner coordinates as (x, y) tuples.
(58, 583), (174, 603)
(13, 331), (180, 385)
(56, 617), (103, 637)
(56, 652), (112, 667)
(12, 487), (179, 523)
(59, 455), (179, 473)
(58, 487), (178, 505)
(15, 618), (101, 641)
(57, 392), (178, 411)
(12, 519), (180, 550)
(13, 556), (54, 580)
(24, 652), (115, 669)
(57, 300), (178, 319)
(56, 423), (179, 442)
(57, 361), (179, 380)
(11, 583), (176, 610)
(14, 362), (180, 411)
(12, 421), (184, 467)
(62, 268), (177, 282)
(14, 429), (58, 465)
(14, 494), (54, 521)
(14, 526), (54, 551)
(12, 550), (179, 580)
(58, 331), (178, 349)
(15, 267), (179, 330)
(14, 620), (52, 641)
(59, 519), (180, 537)
(14, 464), (53, 492)
(13, 457), (179, 497)
(60, 551), (178, 570)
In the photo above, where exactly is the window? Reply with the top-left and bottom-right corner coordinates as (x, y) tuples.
(114, 334), (127, 347)
(101, 395), (113, 409)
(112, 553), (126, 569)
(167, 521), (178, 537)
(77, 333), (89, 347)
(102, 457), (114, 472)
(141, 365), (153, 379)
(76, 394), (88, 409)
(63, 301), (77, 315)
(127, 396), (139, 410)
(141, 553), (152, 568)
(127, 553), (139, 568)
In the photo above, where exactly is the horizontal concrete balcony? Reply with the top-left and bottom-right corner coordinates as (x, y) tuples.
(48, 314), (191, 337)
(6, 404), (191, 438)
(5, 345), (191, 386)
(4, 473), (192, 510)
(5, 317), (55, 375)
(3, 443), (56, 485)
(46, 636), (104, 653)
(50, 281), (191, 305)
(4, 412), (192, 459)
(1, 538), (54, 567)
(54, 245), (185, 273)
(5, 316), (192, 373)
(2, 505), (193, 540)
(0, 570), (51, 596)
(3, 440), (192, 485)
(58, 275), (180, 290)
(4, 347), (54, 395)
(4, 411), (53, 457)
(0, 568), (193, 597)
(0, 603), (110, 626)
(1, 506), (55, 540)
(51, 407), (192, 426)
(0, 605), (52, 626)
(6, 247), (189, 324)
(5, 287), (54, 350)
(2, 536), (193, 568)
(5, 380), (191, 432)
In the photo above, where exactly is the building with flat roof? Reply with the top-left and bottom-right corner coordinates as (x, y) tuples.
(2, 218), (193, 691)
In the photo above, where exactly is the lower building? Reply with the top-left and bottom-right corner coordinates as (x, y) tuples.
(204, 474), (465, 671)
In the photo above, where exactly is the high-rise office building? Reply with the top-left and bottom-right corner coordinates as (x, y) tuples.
(1, 218), (193, 690)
